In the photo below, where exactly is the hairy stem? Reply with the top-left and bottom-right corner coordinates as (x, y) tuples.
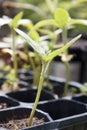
(33, 54), (41, 86)
(63, 61), (70, 96)
(28, 61), (48, 126)
(62, 26), (70, 96)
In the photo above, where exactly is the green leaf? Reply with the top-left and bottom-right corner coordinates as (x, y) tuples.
(43, 34), (82, 61)
(54, 8), (70, 28)
(15, 28), (45, 56)
(33, 19), (57, 30)
(9, 12), (23, 28)
(69, 19), (87, 26)
(29, 30), (40, 41)
(18, 19), (34, 31)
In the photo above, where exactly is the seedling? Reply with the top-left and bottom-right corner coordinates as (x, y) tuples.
(9, 12), (23, 79)
(0, 12), (32, 90)
(0, 12), (24, 81)
(15, 27), (81, 126)
(30, 8), (87, 96)
(54, 8), (87, 96)
(8, 12), (32, 79)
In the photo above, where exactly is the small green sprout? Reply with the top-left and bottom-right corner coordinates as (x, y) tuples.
(15, 28), (81, 126)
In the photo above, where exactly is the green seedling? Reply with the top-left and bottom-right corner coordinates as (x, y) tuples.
(8, 12), (33, 79)
(0, 12), (32, 89)
(8, 13), (42, 87)
(15, 28), (81, 126)
(54, 8), (87, 96)
(30, 8), (87, 96)
(0, 12), (23, 80)
(9, 12), (23, 79)
(0, 13), (23, 90)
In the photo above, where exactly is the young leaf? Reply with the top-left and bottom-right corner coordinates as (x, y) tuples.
(33, 19), (57, 30)
(9, 12), (23, 28)
(69, 19), (87, 26)
(15, 28), (45, 56)
(29, 30), (40, 41)
(43, 34), (82, 61)
(54, 8), (70, 28)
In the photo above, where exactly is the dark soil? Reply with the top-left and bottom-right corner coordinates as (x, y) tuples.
(0, 103), (7, 109)
(0, 117), (45, 130)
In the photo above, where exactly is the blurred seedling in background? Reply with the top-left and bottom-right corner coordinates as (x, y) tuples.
(30, 8), (87, 96)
